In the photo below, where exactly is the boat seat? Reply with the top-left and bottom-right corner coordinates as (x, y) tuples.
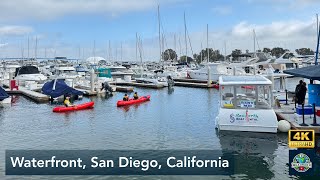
(245, 93), (255, 97)
(225, 93), (233, 97)
(223, 103), (234, 108)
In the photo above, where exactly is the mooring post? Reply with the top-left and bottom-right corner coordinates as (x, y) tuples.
(300, 103), (308, 126)
(284, 89), (289, 105)
(312, 103), (320, 126)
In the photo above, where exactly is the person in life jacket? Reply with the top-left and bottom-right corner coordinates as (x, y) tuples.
(123, 94), (129, 101)
(64, 96), (74, 107)
(133, 92), (139, 100)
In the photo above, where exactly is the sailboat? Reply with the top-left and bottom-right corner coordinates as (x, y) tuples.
(134, 26), (168, 87)
(136, 6), (169, 86)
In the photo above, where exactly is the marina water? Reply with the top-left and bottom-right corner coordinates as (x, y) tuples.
(0, 80), (301, 179)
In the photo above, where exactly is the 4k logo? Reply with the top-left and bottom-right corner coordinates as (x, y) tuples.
(288, 130), (315, 149)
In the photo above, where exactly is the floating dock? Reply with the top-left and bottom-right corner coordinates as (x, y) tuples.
(173, 78), (217, 84)
(174, 81), (216, 88)
(173, 78), (218, 88)
(275, 102), (320, 134)
(115, 86), (134, 92)
(7, 87), (49, 103)
(110, 81), (164, 89)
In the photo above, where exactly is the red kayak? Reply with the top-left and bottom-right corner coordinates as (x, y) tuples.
(53, 101), (94, 112)
(117, 95), (150, 107)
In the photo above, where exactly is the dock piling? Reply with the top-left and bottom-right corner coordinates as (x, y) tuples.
(300, 103), (308, 126)
(312, 103), (320, 126)
(284, 89), (289, 105)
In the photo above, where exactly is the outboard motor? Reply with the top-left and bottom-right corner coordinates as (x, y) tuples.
(101, 82), (113, 94)
(167, 76), (174, 88)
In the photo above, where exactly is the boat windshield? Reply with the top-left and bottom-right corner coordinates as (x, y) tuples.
(220, 85), (272, 109)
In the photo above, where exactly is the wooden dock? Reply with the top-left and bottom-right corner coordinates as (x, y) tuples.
(115, 86), (134, 92)
(174, 81), (217, 88)
(173, 78), (217, 84)
(110, 81), (164, 89)
(7, 87), (49, 103)
(275, 102), (320, 133)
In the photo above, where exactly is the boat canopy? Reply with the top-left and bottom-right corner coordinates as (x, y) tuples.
(0, 86), (9, 101)
(42, 79), (83, 98)
(15, 66), (40, 76)
(219, 75), (272, 86)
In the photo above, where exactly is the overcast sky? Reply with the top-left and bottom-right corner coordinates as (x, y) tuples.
(0, 0), (319, 61)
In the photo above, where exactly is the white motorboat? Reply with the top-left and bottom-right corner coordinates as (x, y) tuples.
(215, 75), (278, 133)
(15, 65), (47, 84)
(52, 65), (81, 79)
(135, 76), (168, 87)
(187, 63), (245, 81)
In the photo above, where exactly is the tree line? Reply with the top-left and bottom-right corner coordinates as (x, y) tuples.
(161, 47), (315, 63)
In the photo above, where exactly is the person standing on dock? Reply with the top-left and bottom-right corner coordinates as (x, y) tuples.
(300, 82), (307, 105)
(295, 80), (307, 105)
(295, 80), (303, 104)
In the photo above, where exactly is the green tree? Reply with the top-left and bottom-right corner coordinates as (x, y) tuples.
(193, 48), (224, 63)
(271, 47), (285, 58)
(295, 48), (314, 55)
(230, 49), (242, 61)
(179, 55), (194, 63)
(162, 49), (177, 61)
(263, 48), (271, 53)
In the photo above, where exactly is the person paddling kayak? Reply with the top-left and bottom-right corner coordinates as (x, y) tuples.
(64, 96), (75, 107)
(133, 92), (139, 100)
(123, 94), (129, 101)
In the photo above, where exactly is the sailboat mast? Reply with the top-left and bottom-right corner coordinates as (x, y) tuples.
(27, 36), (29, 60)
(93, 40), (96, 58)
(35, 36), (37, 61)
(78, 46), (81, 64)
(136, 32), (138, 62)
(158, 5), (162, 63)
(121, 42), (123, 61)
(109, 40), (111, 62)
(315, 14), (320, 65)
(184, 12), (187, 62)
(253, 29), (256, 57)
(207, 24), (209, 63)
(224, 41), (227, 62)
(200, 42), (203, 63)
(317, 14), (319, 38)
(174, 33), (176, 60)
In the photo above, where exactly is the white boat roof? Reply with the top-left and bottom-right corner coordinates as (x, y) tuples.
(55, 66), (75, 71)
(219, 75), (272, 85)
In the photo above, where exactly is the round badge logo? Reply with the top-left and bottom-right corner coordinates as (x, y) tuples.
(291, 153), (312, 172)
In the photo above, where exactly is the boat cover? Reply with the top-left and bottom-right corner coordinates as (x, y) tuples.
(42, 79), (83, 98)
(0, 86), (9, 101)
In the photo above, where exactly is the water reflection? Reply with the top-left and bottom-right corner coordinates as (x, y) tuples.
(218, 131), (278, 179)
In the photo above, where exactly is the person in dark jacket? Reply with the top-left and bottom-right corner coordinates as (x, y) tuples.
(295, 80), (303, 104)
(298, 82), (307, 105)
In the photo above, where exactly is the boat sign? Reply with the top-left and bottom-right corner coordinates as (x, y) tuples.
(240, 100), (255, 108)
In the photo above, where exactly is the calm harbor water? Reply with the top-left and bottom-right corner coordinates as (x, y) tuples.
(0, 80), (305, 179)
